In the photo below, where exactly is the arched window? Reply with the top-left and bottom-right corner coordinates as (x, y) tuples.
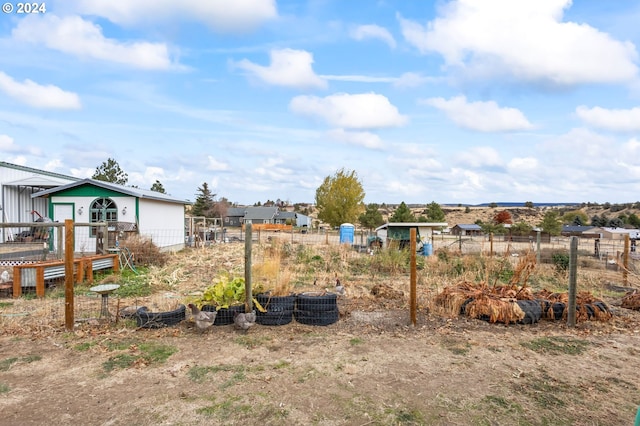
(90, 198), (118, 236)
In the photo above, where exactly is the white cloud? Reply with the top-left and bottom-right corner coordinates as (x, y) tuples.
(393, 72), (435, 88)
(61, 0), (277, 33)
(619, 138), (640, 178)
(12, 15), (176, 70)
(350, 24), (396, 48)
(322, 75), (395, 83)
(207, 156), (230, 171)
(290, 92), (408, 129)
(7, 156), (27, 166)
(575, 105), (640, 132)
(233, 49), (327, 90)
(507, 157), (538, 172)
(0, 134), (16, 151)
(0, 72), (81, 109)
(69, 167), (94, 179)
(326, 129), (384, 149)
(398, 0), (639, 85)
(43, 159), (64, 172)
(421, 95), (533, 132)
(455, 146), (502, 168)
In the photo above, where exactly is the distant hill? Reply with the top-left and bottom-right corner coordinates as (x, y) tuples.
(443, 202), (582, 208)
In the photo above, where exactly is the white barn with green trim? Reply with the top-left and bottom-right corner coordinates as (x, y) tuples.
(33, 178), (189, 252)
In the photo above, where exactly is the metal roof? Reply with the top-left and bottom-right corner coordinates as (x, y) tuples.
(31, 178), (189, 204)
(0, 161), (79, 182)
(376, 222), (448, 231)
(452, 224), (483, 230)
(4, 175), (75, 188)
(243, 206), (278, 220)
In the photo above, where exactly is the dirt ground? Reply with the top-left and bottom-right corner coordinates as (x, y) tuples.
(1, 302), (639, 425)
(1, 241), (640, 426)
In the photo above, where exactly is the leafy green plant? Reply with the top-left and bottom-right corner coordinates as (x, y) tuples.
(552, 253), (570, 272)
(191, 274), (266, 311)
(194, 275), (247, 309)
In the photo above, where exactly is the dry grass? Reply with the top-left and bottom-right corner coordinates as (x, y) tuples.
(1, 240), (639, 335)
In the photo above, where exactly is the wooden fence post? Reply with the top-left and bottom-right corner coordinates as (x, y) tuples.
(623, 234), (629, 286)
(65, 219), (74, 331)
(489, 232), (494, 256)
(410, 228), (417, 326)
(567, 236), (578, 327)
(244, 223), (253, 311)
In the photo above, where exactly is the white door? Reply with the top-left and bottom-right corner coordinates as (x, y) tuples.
(52, 204), (74, 255)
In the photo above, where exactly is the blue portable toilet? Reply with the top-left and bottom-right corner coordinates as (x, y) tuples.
(422, 242), (433, 256)
(339, 223), (355, 244)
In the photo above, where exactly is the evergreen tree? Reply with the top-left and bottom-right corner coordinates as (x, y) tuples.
(150, 180), (166, 194)
(539, 210), (562, 235)
(424, 201), (445, 222)
(390, 202), (415, 222)
(92, 158), (128, 185)
(358, 203), (384, 230)
(192, 182), (215, 217)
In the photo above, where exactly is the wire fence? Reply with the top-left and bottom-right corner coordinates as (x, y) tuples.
(1, 224), (638, 334)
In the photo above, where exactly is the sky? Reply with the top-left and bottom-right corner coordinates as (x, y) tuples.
(1, 0), (640, 206)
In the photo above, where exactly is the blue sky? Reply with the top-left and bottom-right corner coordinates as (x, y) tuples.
(1, 0), (640, 205)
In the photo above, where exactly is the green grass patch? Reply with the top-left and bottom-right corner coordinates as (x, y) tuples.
(234, 335), (271, 349)
(196, 396), (252, 419)
(512, 371), (573, 409)
(349, 337), (364, 345)
(387, 408), (426, 425)
(0, 382), (10, 393)
(479, 395), (524, 416)
(187, 364), (245, 384)
(220, 371), (246, 390)
(101, 341), (177, 372)
(0, 354), (42, 371)
(103, 354), (138, 372)
(441, 337), (471, 356)
(520, 336), (589, 355)
(114, 268), (152, 297)
(273, 360), (290, 369)
(0, 301), (14, 308)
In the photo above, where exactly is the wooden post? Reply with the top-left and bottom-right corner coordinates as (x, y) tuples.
(567, 236), (578, 327)
(489, 232), (494, 256)
(410, 228), (417, 326)
(35, 266), (45, 297)
(64, 219), (74, 331)
(536, 231), (541, 264)
(622, 234), (629, 286)
(12, 266), (21, 298)
(244, 223), (253, 311)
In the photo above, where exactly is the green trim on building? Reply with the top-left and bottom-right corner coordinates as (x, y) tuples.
(53, 184), (127, 198)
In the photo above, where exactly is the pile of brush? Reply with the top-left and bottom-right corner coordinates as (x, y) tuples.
(434, 283), (613, 325)
(433, 253), (612, 325)
(621, 290), (640, 311)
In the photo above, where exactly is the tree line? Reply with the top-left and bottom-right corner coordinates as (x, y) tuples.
(91, 159), (640, 234)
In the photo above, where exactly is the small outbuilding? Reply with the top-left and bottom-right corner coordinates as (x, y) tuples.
(32, 178), (189, 252)
(451, 224), (483, 237)
(375, 222), (448, 249)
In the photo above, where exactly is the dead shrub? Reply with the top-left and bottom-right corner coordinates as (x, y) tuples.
(119, 235), (167, 267)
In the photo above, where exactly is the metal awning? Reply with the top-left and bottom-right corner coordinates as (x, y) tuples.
(4, 175), (73, 188)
